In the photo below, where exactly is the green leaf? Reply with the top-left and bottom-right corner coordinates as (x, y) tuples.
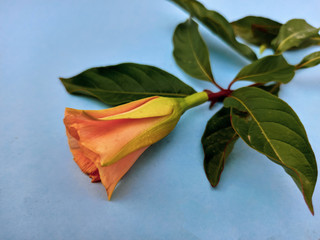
(232, 16), (281, 46)
(224, 87), (317, 214)
(296, 51), (320, 69)
(201, 84), (279, 188)
(232, 16), (320, 50)
(202, 107), (238, 187)
(258, 83), (281, 96)
(60, 63), (196, 106)
(234, 55), (295, 84)
(173, 18), (214, 81)
(171, 0), (257, 61)
(271, 19), (319, 53)
(297, 36), (320, 49)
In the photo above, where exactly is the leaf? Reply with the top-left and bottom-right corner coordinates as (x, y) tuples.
(297, 36), (320, 49)
(224, 87), (317, 214)
(171, 0), (257, 61)
(231, 16), (281, 46)
(201, 84), (280, 188)
(271, 19), (320, 54)
(258, 83), (281, 96)
(60, 63), (196, 106)
(296, 51), (320, 69)
(173, 18), (214, 81)
(202, 107), (238, 187)
(234, 55), (295, 84)
(232, 16), (320, 50)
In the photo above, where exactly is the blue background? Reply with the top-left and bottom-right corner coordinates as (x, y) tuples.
(1, 0), (320, 239)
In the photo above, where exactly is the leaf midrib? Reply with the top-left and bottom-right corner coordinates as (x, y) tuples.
(186, 22), (213, 81)
(276, 28), (318, 52)
(236, 65), (291, 81)
(231, 95), (284, 164)
(230, 96), (312, 212)
(63, 81), (190, 97)
(298, 55), (320, 68)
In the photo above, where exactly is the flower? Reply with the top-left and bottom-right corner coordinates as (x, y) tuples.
(63, 92), (208, 199)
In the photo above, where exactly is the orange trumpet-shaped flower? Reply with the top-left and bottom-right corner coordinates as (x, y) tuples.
(63, 92), (208, 199)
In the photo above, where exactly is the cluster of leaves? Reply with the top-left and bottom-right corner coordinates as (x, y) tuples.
(61, 0), (320, 214)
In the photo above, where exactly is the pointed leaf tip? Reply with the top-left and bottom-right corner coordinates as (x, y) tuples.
(224, 87), (317, 214)
(202, 107), (238, 187)
(173, 18), (214, 82)
(171, 0), (257, 61)
(60, 63), (196, 106)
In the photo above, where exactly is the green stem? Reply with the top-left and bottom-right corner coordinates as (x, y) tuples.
(180, 92), (209, 112)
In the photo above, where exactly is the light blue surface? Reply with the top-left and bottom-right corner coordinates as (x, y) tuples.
(1, 0), (320, 239)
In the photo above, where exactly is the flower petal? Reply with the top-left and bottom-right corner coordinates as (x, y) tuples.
(66, 131), (100, 182)
(66, 128), (148, 199)
(96, 97), (174, 120)
(97, 146), (149, 200)
(83, 96), (157, 119)
(78, 117), (165, 166)
(64, 107), (166, 166)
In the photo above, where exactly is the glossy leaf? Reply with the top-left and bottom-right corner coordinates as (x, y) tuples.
(60, 63), (196, 106)
(173, 18), (214, 81)
(232, 16), (281, 46)
(202, 107), (238, 187)
(201, 84), (279, 187)
(296, 51), (320, 69)
(224, 87), (317, 214)
(171, 0), (257, 61)
(234, 55), (295, 83)
(271, 19), (319, 53)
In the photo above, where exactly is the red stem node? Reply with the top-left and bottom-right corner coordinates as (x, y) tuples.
(204, 89), (233, 108)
